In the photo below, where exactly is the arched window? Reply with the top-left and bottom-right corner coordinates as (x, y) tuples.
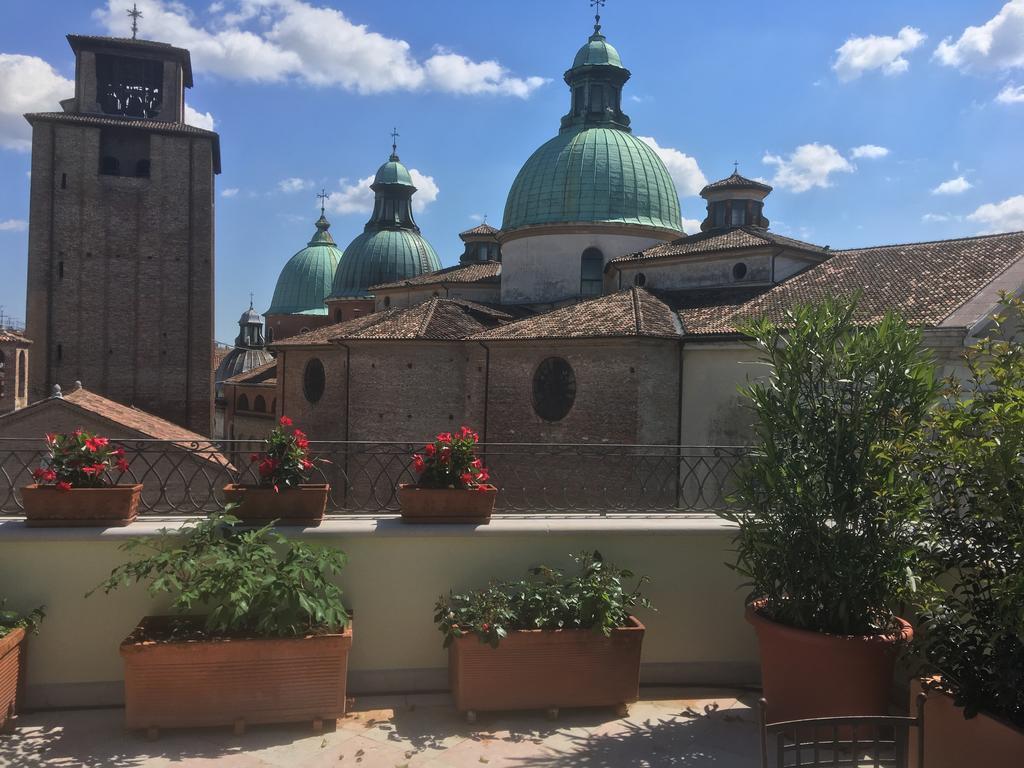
(334, 310), (343, 322)
(267, 327), (275, 343)
(532, 357), (577, 422)
(580, 248), (604, 298)
(303, 358), (326, 404)
(237, 394), (249, 411)
(634, 273), (647, 288)
(253, 395), (266, 413)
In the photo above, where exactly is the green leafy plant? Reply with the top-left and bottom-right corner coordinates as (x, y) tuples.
(411, 426), (491, 490)
(0, 600), (44, 639)
(248, 416), (324, 492)
(434, 551), (651, 648)
(90, 508), (348, 638)
(914, 296), (1024, 727)
(32, 430), (130, 490)
(721, 296), (939, 636)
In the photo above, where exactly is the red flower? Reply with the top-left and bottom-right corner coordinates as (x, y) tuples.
(460, 472), (473, 486)
(84, 436), (109, 453)
(424, 443), (436, 457)
(258, 458), (278, 478)
(412, 454), (426, 474)
(436, 432), (452, 443)
(471, 458), (482, 469)
(81, 464), (105, 476)
(250, 453), (260, 463)
(296, 436), (310, 449)
(477, 468), (490, 483)
(56, 481), (72, 492)
(45, 433), (57, 445)
(279, 416), (293, 427)
(460, 426), (472, 438)
(113, 447), (126, 459)
(32, 468), (56, 483)
(273, 484), (280, 493)
(116, 458), (131, 473)
(301, 458), (313, 470)
(481, 623), (490, 631)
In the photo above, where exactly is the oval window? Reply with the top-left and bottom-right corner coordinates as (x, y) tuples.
(732, 262), (748, 280)
(303, 358), (326, 404)
(532, 357), (576, 422)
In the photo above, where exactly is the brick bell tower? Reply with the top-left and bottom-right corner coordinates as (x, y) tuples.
(24, 31), (220, 435)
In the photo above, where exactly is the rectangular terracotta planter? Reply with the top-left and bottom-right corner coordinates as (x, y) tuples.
(449, 616), (644, 715)
(909, 678), (1024, 768)
(398, 484), (497, 523)
(222, 483), (329, 526)
(0, 628), (25, 730)
(21, 484), (142, 527)
(120, 616), (352, 733)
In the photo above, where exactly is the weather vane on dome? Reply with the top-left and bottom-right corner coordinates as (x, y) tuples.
(249, 291), (255, 309)
(591, 0), (606, 32)
(390, 127), (400, 158)
(317, 188), (330, 216)
(127, 3), (143, 40)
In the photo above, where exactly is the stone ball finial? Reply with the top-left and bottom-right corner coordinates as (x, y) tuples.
(51, 384), (63, 398)
(73, 380), (83, 390)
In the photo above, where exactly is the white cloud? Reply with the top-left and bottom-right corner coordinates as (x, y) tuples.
(221, 187), (240, 198)
(967, 195), (1024, 232)
(851, 144), (890, 159)
(0, 54), (73, 151)
(931, 176), (973, 195)
(0, 219), (27, 232)
(762, 143), (854, 193)
(278, 177), (312, 194)
(93, 0), (545, 97)
(934, 0), (1024, 72)
(921, 212), (962, 223)
(681, 217), (702, 233)
(996, 83), (1024, 102)
(637, 136), (707, 196)
(328, 168), (439, 216)
(833, 26), (926, 82)
(184, 104), (215, 130)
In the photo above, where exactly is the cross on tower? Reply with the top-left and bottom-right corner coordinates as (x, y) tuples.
(317, 189), (330, 215)
(590, 0), (606, 30)
(127, 3), (143, 40)
(390, 127), (400, 156)
(733, 160), (739, 173)
(249, 291), (255, 309)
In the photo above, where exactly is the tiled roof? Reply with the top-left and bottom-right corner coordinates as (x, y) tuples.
(0, 329), (31, 345)
(24, 112), (221, 174)
(271, 299), (512, 347)
(610, 226), (829, 265)
(371, 261), (501, 290)
(224, 360), (277, 385)
(473, 288), (681, 341)
(460, 223), (500, 237)
(61, 388), (214, 445)
(700, 171), (773, 195)
(682, 231), (1024, 336)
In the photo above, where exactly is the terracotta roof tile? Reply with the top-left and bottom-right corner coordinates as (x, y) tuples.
(610, 226), (829, 265)
(459, 222), (500, 237)
(700, 171), (773, 195)
(0, 329), (31, 345)
(682, 231), (1024, 336)
(371, 261), (501, 290)
(61, 388), (212, 443)
(224, 360), (277, 385)
(472, 288), (680, 341)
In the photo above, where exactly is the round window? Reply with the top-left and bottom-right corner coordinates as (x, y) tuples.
(532, 357), (576, 422)
(732, 262), (748, 280)
(303, 358), (326, 404)
(634, 272), (647, 287)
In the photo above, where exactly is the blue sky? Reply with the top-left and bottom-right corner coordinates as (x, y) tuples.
(1, 0), (1023, 342)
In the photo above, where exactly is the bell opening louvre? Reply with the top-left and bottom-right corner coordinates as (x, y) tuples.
(95, 54), (163, 119)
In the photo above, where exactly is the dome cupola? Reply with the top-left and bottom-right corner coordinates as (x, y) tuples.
(698, 168), (773, 232)
(561, 13), (631, 133)
(267, 204), (343, 316)
(330, 138), (441, 299)
(215, 297), (273, 399)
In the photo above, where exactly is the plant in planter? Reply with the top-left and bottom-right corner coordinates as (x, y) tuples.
(434, 551), (650, 720)
(721, 296), (939, 722)
(0, 600), (44, 731)
(399, 426), (496, 523)
(90, 508), (351, 736)
(910, 296), (1024, 766)
(22, 430), (141, 527)
(223, 416), (329, 525)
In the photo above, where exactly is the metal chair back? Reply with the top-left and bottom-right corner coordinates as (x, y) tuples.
(759, 694), (926, 768)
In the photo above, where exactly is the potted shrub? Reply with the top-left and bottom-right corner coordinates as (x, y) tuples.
(435, 551), (650, 721)
(0, 601), (43, 732)
(721, 297), (938, 722)
(223, 416), (329, 525)
(399, 426), (496, 523)
(910, 297), (1024, 767)
(22, 430), (141, 527)
(90, 509), (351, 737)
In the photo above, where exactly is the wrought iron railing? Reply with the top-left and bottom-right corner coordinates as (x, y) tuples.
(0, 439), (746, 517)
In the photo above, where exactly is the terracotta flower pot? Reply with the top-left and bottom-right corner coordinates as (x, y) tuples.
(746, 601), (912, 723)
(21, 484), (142, 527)
(120, 615), (352, 735)
(909, 678), (1024, 768)
(449, 616), (644, 717)
(398, 484), (497, 523)
(222, 484), (329, 526)
(0, 628), (25, 731)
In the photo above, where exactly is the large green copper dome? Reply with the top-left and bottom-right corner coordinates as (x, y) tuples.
(502, 23), (682, 235)
(267, 214), (342, 316)
(330, 151), (441, 298)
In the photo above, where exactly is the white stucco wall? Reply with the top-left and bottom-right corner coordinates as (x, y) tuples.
(501, 231), (670, 304)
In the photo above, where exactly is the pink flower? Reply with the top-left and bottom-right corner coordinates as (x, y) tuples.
(279, 416), (293, 427)
(56, 481), (72, 492)
(84, 436), (109, 453)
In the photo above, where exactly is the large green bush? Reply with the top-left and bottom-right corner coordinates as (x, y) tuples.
(91, 509), (348, 638)
(915, 297), (1024, 727)
(722, 297), (939, 636)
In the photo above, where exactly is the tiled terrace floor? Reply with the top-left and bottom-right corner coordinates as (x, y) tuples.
(0, 687), (761, 767)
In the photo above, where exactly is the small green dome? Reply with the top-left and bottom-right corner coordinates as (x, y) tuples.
(572, 30), (623, 68)
(331, 230), (441, 298)
(374, 153), (414, 186)
(267, 214), (342, 316)
(502, 127), (683, 233)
